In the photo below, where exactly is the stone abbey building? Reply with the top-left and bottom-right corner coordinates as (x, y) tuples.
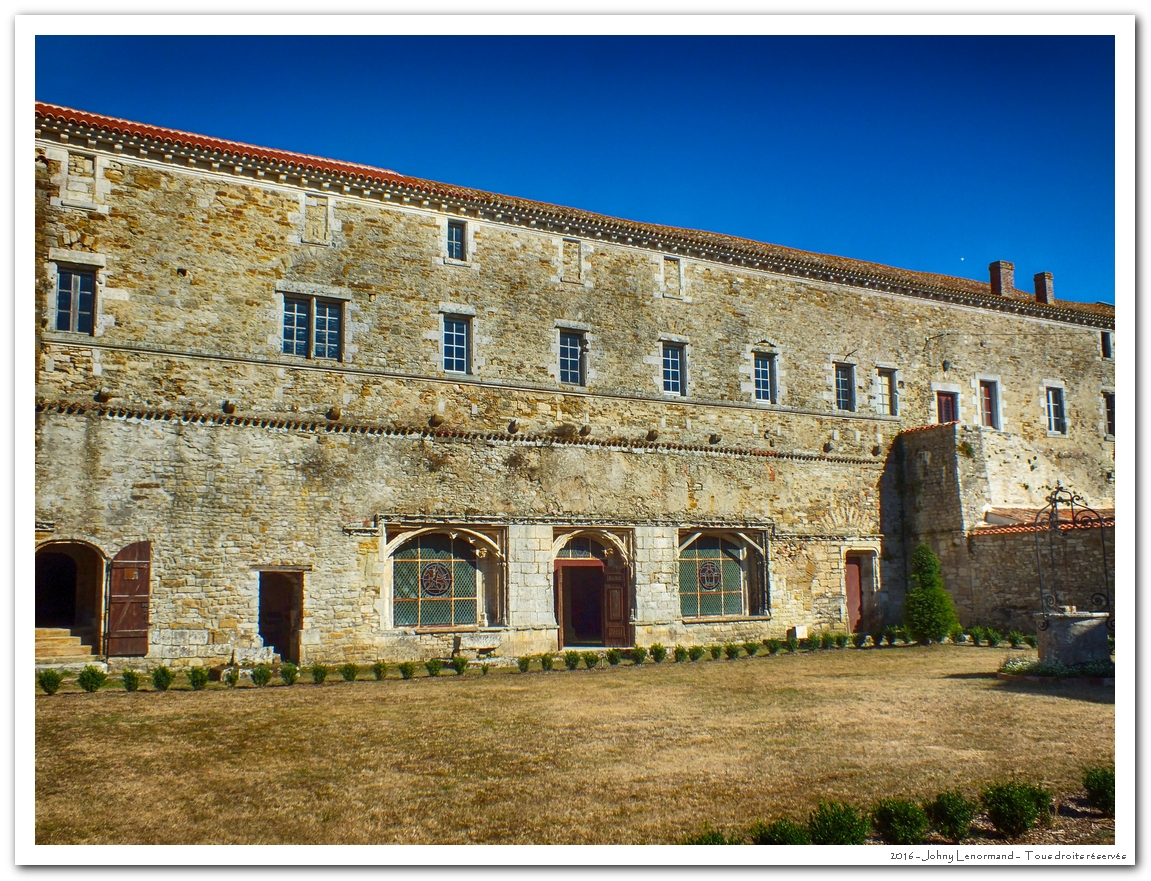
(33, 103), (1116, 668)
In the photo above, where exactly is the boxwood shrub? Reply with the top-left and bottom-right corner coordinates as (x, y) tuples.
(709, 645), (723, 659)
(650, 643), (668, 663)
(450, 656), (469, 675)
(724, 643), (741, 659)
(688, 645), (706, 662)
(398, 661), (417, 680)
(564, 650), (581, 670)
(743, 641), (759, 657)
(807, 800), (869, 844)
(539, 654), (554, 671)
(152, 666), (175, 691)
(77, 665), (107, 693)
(37, 669), (63, 695)
(871, 798), (929, 845)
(371, 660), (388, 681)
(851, 632), (867, 649)
(785, 635), (799, 653)
(821, 632), (834, 650)
(517, 656), (531, 673)
(425, 658), (443, 677)
(673, 645), (688, 663)
(1083, 766), (1115, 817)
(251, 664), (272, 687)
(121, 669), (141, 692)
(606, 648), (622, 666)
(981, 781), (1051, 838)
(311, 663), (329, 684)
(764, 638), (782, 655)
(630, 646), (648, 665)
(339, 662), (359, 682)
(582, 651), (600, 670)
(925, 790), (977, 843)
(279, 662), (298, 685)
(681, 824), (741, 845)
(747, 818), (810, 845)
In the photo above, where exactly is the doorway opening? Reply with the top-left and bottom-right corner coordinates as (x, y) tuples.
(844, 551), (877, 633)
(36, 542), (105, 652)
(554, 535), (630, 649)
(259, 571), (303, 664)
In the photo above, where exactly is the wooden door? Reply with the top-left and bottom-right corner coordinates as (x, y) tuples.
(604, 563), (629, 647)
(107, 541), (151, 656)
(844, 555), (862, 633)
(937, 392), (957, 424)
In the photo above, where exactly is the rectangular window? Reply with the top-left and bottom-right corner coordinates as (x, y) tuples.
(937, 391), (958, 424)
(55, 268), (95, 334)
(1101, 331), (1113, 359)
(877, 369), (897, 416)
(979, 380), (999, 429)
(558, 331), (585, 385)
(1046, 386), (1067, 434)
(282, 296), (342, 360)
(754, 353), (778, 403)
(447, 220), (466, 261)
(443, 315), (471, 374)
(1104, 392), (1115, 437)
(662, 343), (685, 395)
(835, 363), (855, 412)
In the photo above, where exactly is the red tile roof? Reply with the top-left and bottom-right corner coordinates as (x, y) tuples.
(972, 518), (1114, 536)
(986, 506), (1115, 525)
(34, 102), (1115, 324)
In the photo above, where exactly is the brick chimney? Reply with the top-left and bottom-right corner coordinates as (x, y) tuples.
(1033, 271), (1054, 304)
(989, 260), (1014, 296)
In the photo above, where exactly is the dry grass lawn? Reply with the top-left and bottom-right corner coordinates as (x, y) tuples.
(35, 645), (1114, 844)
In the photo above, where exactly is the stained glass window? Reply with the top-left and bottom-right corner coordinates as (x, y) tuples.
(393, 534), (478, 628)
(679, 536), (744, 618)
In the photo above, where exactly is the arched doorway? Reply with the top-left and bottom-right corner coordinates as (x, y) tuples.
(35, 542), (105, 653)
(554, 535), (631, 649)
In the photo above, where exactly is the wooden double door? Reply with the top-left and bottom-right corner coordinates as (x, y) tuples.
(554, 559), (630, 649)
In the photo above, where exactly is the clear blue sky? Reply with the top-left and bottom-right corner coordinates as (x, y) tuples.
(35, 35), (1115, 304)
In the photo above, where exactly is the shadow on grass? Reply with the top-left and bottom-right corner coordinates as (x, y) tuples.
(992, 679), (1114, 705)
(943, 672), (999, 680)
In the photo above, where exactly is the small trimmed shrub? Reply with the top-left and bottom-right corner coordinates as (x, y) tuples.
(631, 646), (648, 665)
(985, 628), (1002, 648)
(279, 662), (298, 685)
(1083, 766), (1115, 817)
(688, 645), (706, 661)
(903, 543), (958, 643)
(884, 626), (898, 646)
(481, 663), (490, 676)
(743, 641), (760, 657)
(152, 666), (175, 691)
(835, 633), (849, 649)
(871, 628), (886, 648)
(581, 651), (600, 670)
(968, 625), (984, 646)
(948, 624), (965, 644)
(606, 649), (622, 666)
(650, 643), (668, 663)
(121, 669), (141, 692)
(724, 643), (741, 660)
(310, 663), (329, 684)
(37, 669), (63, 695)
(251, 664), (272, 687)
(371, 660), (388, 681)
(981, 781), (1051, 838)
(709, 645), (723, 659)
(539, 654), (554, 672)
(564, 650), (581, 671)
(450, 656), (469, 675)
(785, 635), (799, 653)
(851, 632), (867, 649)
(747, 818), (811, 845)
(223, 668), (239, 688)
(673, 645), (689, 663)
(805, 635), (821, 652)
(898, 628), (912, 645)
(925, 790), (977, 843)
(871, 798), (929, 845)
(339, 662), (359, 682)
(517, 656), (531, 673)
(398, 661), (417, 680)
(807, 800), (869, 845)
(681, 823), (741, 845)
(1007, 630), (1025, 648)
(1024, 634), (1037, 649)
(425, 658), (443, 677)
(821, 632), (834, 650)
(186, 667), (209, 690)
(77, 665), (107, 693)
(765, 638), (782, 655)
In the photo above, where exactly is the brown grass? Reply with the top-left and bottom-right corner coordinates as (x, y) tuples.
(35, 646), (1114, 844)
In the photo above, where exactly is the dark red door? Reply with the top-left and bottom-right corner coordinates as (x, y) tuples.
(107, 541), (151, 656)
(844, 555), (862, 633)
(937, 392), (958, 424)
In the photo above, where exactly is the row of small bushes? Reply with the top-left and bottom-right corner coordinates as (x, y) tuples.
(684, 767), (1115, 844)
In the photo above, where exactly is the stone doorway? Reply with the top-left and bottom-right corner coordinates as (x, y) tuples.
(554, 535), (631, 649)
(259, 571), (303, 664)
(35, 542), (105, 654)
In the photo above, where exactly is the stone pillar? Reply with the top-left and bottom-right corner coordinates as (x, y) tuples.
(1034, 609), (1110, 665)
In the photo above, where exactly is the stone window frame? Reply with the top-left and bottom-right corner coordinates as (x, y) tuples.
(1100, 330), (1114, 361)
(444, 218), (473, 265)
(873, 364), (900, 417)
(560, 238), (583, 284)
(661, 255), (685, 300)
(676, 531), (770, 622)
(439, 303), (476, 375)
(557, 327), (587, 387)
(973, 373), (1005, 432)
(659, 335), (690, 397)
(753, 350), (779, 405)
(931, 381), (963, 425)
(834, 362), (857, 413)
(45, 249), (107, 337)
(1101, 388), (1115, 440)
(276, 283), (351, 363)
(45, 146), (112, 215)
(1042, 380), (1068, 437)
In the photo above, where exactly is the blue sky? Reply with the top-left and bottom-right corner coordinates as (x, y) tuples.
(34, 35), (1116, 304)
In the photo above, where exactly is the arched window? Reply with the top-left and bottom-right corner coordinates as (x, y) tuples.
(679, 534), (768, 619)
(393, 534), (478, 627)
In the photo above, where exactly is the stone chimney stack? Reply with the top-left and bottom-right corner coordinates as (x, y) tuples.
(1033, 271), (1054, 304)
(989, 260), (1014, 296)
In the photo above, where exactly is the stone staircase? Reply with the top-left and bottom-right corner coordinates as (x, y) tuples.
(35, 627), (106, 672)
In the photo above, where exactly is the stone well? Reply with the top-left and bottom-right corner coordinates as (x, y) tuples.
(1034, 608), (1110, 666)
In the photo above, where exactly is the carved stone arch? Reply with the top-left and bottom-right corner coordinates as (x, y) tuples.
(549, 528), (631, 568)
(383, 525), (503, 560)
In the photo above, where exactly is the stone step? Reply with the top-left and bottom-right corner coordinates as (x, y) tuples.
(34, 628), (75, 639)
(36, 643), (92, 659)
(36, 635), (88, 649)
(36, 660), (108, 674)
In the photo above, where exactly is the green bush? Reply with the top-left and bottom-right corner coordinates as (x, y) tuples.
(398, 661), (417, 680)
(121, 669), (141, 692)
(821, 632), (834, 650)
(630, 646), (648, 665)
(884, 626), (898, 646)
(871, 798), (929, 845)
(152, 666), (175, 691)
(743, 641), (760, 657)
(650, 643), (668, 663)
(709, 645), (723, 659)
(724, 643), (741, 659)
(450, 656), (469, 675)
(251, 664), (272, 687)
(673, 645), (689, 663)
(539, 654), (554, 672)
(279, 662), (298, 685)
(606, 649), (622, 666)
(805, 635), (822, 652)
(903, 543), (958, 644)
(948, 624), (965, 644)
(681, 823), (741, 845)
(807, 800), (869, 845)
(223, 668), (239, 688)
(311, 663), (329, 684)
(1007, 630), (1025, 648)
(765, 638), (782, 655)
(870, 627), (885, 648)
(582, 651), (600, 670)
(371, 660), (388, 681)
(77, 665), (107, 693)
(785, 635), (799, 653)
(517, 656), (531, 673)
(968, 625), (984, 646)
(564, 650), (582, 670)
(747, 818), (811, 845)
(1083, 766), (1115, 817)
(981, 781), (1051, 838)
(985, 628), (1002, 648)
(689, 645), (706, 661)
(481, 663), (490, 676)
(37, 669), (63, 695)
(186, 667), (209, 690)
(339, 662), (359, 682)
(1024, 634), (1038, 649)
(925, 790), (977, 843)
(835, 633), (849, 649)
(898, 628), (912, 645)
(851, 632), (867, 649)
(425, 658), (443, 677)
